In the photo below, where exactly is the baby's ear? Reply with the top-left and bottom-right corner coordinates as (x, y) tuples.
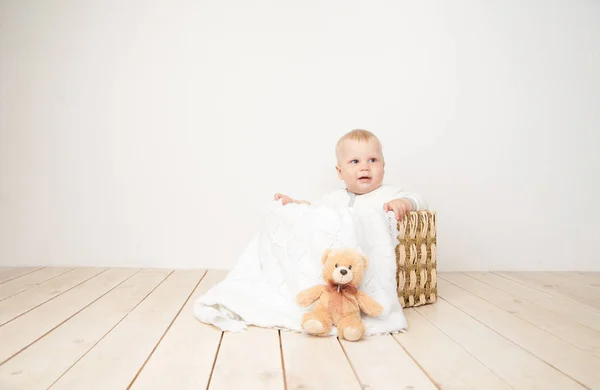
(321, 249), (332, 264)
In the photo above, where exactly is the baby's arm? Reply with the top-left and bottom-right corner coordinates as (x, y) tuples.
(384, 188), (428, 220)
(393, 189), (427, 211)
(274, 193), (310, 205)
(384, 198), (413, 221)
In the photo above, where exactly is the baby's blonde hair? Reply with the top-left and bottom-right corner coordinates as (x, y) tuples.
(335, 129), (383, 161)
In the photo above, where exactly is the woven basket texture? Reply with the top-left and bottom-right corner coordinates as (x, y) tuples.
(396, 210), (437, 308)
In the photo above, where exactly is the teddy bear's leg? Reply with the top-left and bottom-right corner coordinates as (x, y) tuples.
(301, 306), (333, 336)
(337, 314), (366, 342)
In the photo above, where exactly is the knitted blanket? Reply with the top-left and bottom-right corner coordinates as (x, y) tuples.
(193, 202), (407, 336)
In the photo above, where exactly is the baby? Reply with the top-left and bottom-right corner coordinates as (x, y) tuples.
(274, 129), (427, 221)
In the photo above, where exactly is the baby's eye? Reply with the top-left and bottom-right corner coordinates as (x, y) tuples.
(369, 158), (376, 163)
(350, 159), (358, 164)
(348, 265), (352, 270)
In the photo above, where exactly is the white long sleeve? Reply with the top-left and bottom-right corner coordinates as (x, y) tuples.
(314, 184), (428, 210)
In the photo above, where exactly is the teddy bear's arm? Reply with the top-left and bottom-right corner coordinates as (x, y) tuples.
(356, 291), (384, 317)
(296, 285), (326, 307)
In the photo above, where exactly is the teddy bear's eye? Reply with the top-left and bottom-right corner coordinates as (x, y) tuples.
(335, 264), (339, 268)
(348, 265), (352, 270)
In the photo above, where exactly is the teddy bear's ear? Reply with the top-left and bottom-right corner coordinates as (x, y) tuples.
(321, 249), (332, 264)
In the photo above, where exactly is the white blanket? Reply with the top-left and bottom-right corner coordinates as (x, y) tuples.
(193, 202), (407, 336)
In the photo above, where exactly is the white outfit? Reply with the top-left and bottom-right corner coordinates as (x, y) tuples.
(191, 185), (427, 336)
(315, 184), (428, 210)
(193, 203), (408, 335)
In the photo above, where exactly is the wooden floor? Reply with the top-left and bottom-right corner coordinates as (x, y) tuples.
(0, 269), (599, 390)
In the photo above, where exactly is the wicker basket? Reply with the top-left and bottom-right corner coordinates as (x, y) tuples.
(396, 210), (437, 308)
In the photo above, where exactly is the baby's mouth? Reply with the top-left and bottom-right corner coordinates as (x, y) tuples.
(358, 176), (371, 181)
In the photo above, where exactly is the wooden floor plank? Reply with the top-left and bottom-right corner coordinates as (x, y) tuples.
(0, 268), (136, 364)
(531, 272), (600, 298)
(281, 332), (362, 390)
(395, 309), (512, 389)
(0, 269), (171, 390)
(1, 269), (598, 389)
(0, 268), (73, 301)
(495, 272), (600, 311)
(552, 271), (600, 282)
(130, 269), (226, 390)
(438, 278), (600, 389)
(209, 327), (283, 390)
(48, 269), (203, 390)
(0, 267), (106, 326)
(467, 272), (600, 333)
(0, 268), (43, 284)
(340, 334), (437, 390)
(416, 298), (585, 389)
(441, 272), (600, 358)
(550, 272), (600, 294)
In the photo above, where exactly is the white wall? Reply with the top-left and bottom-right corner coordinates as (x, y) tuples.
(1, 0), (599, 271)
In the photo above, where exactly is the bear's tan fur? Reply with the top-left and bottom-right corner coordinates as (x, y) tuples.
(296, 248), (383, 341)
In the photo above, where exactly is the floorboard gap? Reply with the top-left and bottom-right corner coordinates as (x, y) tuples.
(0, 269), (139, 367)
(127, 270), (206, 389)
(278, 330), (288, 390)
(205, 331), (224, 390)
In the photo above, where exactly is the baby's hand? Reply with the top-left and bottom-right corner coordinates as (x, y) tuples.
(274, 193), (297, 205)
(383, 198), (413, 221)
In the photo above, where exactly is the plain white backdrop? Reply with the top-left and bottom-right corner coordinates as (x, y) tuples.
(1, 0), (599, 271)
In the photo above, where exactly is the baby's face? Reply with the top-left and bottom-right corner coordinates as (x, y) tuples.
(336, 138), (385, 195)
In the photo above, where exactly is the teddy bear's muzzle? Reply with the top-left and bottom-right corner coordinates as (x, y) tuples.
(333, 267), (353, 285)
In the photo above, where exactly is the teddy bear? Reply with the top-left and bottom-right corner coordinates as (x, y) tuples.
(296, 247), (383, 341)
